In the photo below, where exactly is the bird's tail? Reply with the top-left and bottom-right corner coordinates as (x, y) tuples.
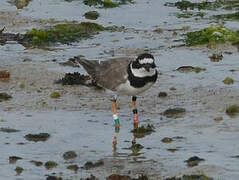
(70, 56), (99, 79)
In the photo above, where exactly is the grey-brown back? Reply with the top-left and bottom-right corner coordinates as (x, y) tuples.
(74, 56), (132, 91)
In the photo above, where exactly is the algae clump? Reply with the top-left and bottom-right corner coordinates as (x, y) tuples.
(165, 174), (213, 180)
(213, 12), (239, 21)
(45, 161), (58, 169)
(50, 91), (61, 99)
(25, 22), (104, 46)
(67, 164), (79, 172)
(223, 77), (234, 85)
(15, 166), (24, 175)
(83, 0), (133, 8)
(176, 66), (206, 73)
(165, 0), (221, 11)
(84, 11), (100, 20)
(226, 105), (239, 117)
(131, 124), (155, 138)
(185, 25), (239, 46)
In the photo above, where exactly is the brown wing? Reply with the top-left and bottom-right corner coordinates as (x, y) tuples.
(94, 57), (132, 91)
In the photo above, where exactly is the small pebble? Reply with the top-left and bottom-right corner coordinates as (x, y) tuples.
(214, 116), (223, 121)
(158, 92), (168, 97)
(161, 137), (173, 143)
(15, 166), (24, 175)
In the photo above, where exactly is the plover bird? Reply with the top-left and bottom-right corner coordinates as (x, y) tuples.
(73, 53), (158, 145)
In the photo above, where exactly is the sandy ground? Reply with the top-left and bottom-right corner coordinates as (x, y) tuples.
(1, 60), (239, 179)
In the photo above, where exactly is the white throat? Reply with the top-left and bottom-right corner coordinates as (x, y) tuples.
(130, 63), (156, 78)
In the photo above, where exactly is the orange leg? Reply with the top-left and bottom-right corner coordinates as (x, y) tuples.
(112, 98), (120, 145)
(132, 96), (138, 129)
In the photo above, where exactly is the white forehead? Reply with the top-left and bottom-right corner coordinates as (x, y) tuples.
(138, 58), (154, 64)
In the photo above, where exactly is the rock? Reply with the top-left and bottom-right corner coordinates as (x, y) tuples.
(158, 92), (168, 97)
(129, 143), (144, 153)
(0, 93), (12, 102)
(223, 77), (233, 85)
(214, 116), (223, 121)
(107, 174), (131, 180)
(170, 87), (176, 91)
(50, 91), (61, 99)
(30, 160), (43, 166)
(84, 11), (100, 20)
(46, 176), (63, 180)
(131, 124), (155, 138)
(165, 174), (213, 180)
(184, 156), (205, 167)
(153, 28), (163, 34)
(63, 151), (77, 160)
(18, 82), (25, 88)
(44, 161), (58, 169)
(0, 127), (20, 133)
(15, 166), (24, 175)
(0, 70), (10, 80)
(163, 108), (186, 118)
(9, 156), (22, 164)
(176, 66), (206, 73)
(14, 0), (31, 9)
(231, 155), (239, 158)
(161, 137), (173, 143)
(67, 164), (79, 172)
(226, 105), (239, 117)
(24, 133), (50, 142)
(85, 175), (98, 180)
(83, 159), (104, 170)
(167, 148), (178, 152)
(209, 52), (223, 62)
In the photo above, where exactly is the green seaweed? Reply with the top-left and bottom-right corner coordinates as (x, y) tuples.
(223, 1), (239, 10)
(129, 143), (144, 153)
(166, 0), (239, 13)
(165, 0), (221, 11)
(0, 93), (12, 102)
(83, 160), (104, 169)
(105, 25), (126, 32)
(177, 11), (205, 18)
(165, 174), (213, 180)
(161, 137), (173, 143)
(45, 161), (58, 169)
(163, 108), (186, 118)
(185, 25), (239, 46)
(25, 133), (50, 142)
(131, 124), (155, 138)
(83, 0), (133, 8)
(176, 66), (206, 73)
(223, 77), (234, 85)
(226, 105), (239, 117)
(63, 151), (77, 160)
(50, 91), (61, 99)
(23, 22), (127, 46)
(213, 11), (239, 21)
(67, 164), (79, 172)
(25, 22), (104, 46)
(84, 11), (100, 20)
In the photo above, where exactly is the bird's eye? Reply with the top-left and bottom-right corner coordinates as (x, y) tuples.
(151, 63), (156, 68)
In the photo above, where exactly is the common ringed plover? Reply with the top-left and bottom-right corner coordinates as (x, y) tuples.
(73, 53), (158, 145)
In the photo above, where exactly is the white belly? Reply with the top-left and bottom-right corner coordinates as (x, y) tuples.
(116, 80), (154, 96)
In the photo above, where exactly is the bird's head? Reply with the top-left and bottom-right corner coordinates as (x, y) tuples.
(130, 53), (157, 77)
